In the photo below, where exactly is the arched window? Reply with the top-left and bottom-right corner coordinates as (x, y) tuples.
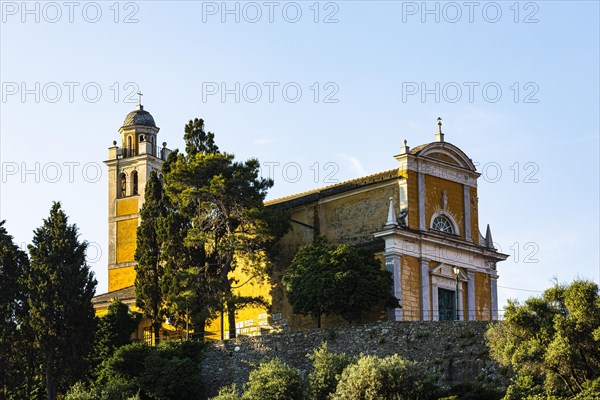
(132, 171), (138, 195)
(127, 135), (133, 157)
(120, 172), (127, 197)
(432, 215), (454, 234)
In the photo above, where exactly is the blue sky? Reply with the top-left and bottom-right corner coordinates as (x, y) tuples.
(1, 1), (599, 310)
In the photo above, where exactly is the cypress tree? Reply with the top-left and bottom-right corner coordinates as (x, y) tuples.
(135, 171), (166, 344)
(0, 220), (30, 398)
(25, 202), (97, 400)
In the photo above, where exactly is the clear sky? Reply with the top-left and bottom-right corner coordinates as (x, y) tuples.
(1, 0), (599, 312)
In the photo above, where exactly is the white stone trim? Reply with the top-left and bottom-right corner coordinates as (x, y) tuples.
(420, 259), (431, 321)
(395, 154), (480, 188)
(384, 253), (402, 321)
(431, 271), (464, 321)
(491, 276), (498, 320)
(373, 227), (507, 269)
(418, 172), (426, 230)
(467, 271), (476, 320)
(430, 210), (460, 237)
(463, 185), (471, 242)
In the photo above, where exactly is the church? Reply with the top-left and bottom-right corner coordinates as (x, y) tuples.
(92, 105), (508, 341)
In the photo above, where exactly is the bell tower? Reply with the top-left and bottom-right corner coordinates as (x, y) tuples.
(104, 103), (170, 292)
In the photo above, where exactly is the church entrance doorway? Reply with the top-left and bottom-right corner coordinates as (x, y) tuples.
(438, 288), (456, 321)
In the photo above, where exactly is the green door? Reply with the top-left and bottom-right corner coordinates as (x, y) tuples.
(438, 288), (456, 321)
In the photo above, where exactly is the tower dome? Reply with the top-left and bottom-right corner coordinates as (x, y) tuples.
(122, 105), (156, 128)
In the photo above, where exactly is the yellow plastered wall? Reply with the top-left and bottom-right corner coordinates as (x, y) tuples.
(424, 175), (465, 239)
(474, 272), (491, 320)
(429, 153), (460, 165)
(108, 266), (136, 292)
(318, 184), (396, 245)
(117, 197), (138, 216)
(121, 131), (139, 153)
(95, 306), (109, 317)
(205, 257), (273, 340)
(401, 256), (421, 320)
(116, 219), (138, 264)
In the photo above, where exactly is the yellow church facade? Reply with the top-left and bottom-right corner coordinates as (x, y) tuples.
(92, 107), (508, 341)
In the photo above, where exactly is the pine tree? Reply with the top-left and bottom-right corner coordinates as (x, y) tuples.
(25, 202), (97, 400)
(164, 118), (285, 339)
(135, 171), (166, 344)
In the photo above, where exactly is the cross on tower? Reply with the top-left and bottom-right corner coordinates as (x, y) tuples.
(137, 91), (143, 107)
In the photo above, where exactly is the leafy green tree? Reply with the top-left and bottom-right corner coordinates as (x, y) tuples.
(331, 354), (438, 400)
(25, 202), (97, 400)
(308, 342), (355, 400)
(91, 300), (140, 374)
(283, 238), (398, 328)
(242, 358), (304, 400)
(135, 171), (167, 344)
(164, 118), (285, 339)
(486, 279), (600, 398)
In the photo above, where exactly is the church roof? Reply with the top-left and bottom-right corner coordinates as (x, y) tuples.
(122, 105), (156, 128)
(265, 169), (398, 208)
(409, 141), (477, 172)
(92, 285), (136, 308)
(265, 140), (477, 209)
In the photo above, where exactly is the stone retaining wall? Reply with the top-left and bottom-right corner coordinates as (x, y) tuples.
(201, 320), (504, 398)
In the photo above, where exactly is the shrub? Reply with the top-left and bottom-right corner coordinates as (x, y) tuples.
(331, 354), (439, 400)
(93, 340), (204, 400)
(308, 342), (354, 400)
(210, 384), (242, 400)
(140, 350), (201, 400)
(64, 382), (97, 400)
(572, 378), (600, 399)
(242, 358), (304, 400)
(503, 375), (544, 400)
(442, 382), (504, 400)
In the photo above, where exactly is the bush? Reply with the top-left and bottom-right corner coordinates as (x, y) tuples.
(140, 350), (201, 400)
(93, 340), (204, 400)
(210, 384), (242, 400)
(441, 382), (503, 400)
(308, 342), (354, 400)
(331, 354), (439, 400)
(64, 382), (96, 400)
(242, 358), (304, 400)
(572, 378), (600, 399)
(503, 375), (545, 400)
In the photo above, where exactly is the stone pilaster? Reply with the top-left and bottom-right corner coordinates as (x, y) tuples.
(467, 271), (476, 321)
(420, 259), (431, 320)
(491, 275), (498, 320)
(463, 185), (471, 242)
(385, 253), (402, 321)
(418, 172), (425, 230)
